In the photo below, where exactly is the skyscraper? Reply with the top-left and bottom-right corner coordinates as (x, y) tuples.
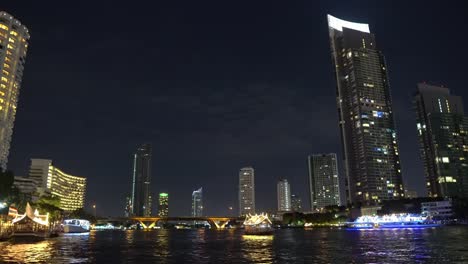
(414, 83), (468, 198)
(29, 159), (87, 211)
(192, 187), (203, 217)
(308, 154), (341, 211)
(131, 144), (152, 217)
(0, 12), (30, 170)
(239, 167), (255, 216)
(327, 15), (404, 205)
(291, 194), (302, 212)
(158, 192), (168, 217)
(277, 179), (291, 212)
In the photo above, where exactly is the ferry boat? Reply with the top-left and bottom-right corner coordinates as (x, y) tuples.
(63, 219), (90, 233)
(10, 203), (51, 241)
(347, 213), (441, 230)
(243, 213), (274, 235)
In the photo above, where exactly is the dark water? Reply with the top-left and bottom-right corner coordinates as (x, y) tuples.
(1, 227), (468, 263)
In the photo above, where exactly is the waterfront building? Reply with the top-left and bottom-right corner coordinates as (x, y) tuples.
(277, 179), (291, 212)
(414, 83), (468, 198)
(131, 144), (152, 217)
(308, 153), (341, 211)
(421, 200), (452, 219)
(239, 167), (255, 216)
(0, 12), (30, 170)
(291, 194), (302, 212)
(28, 159), (86, 212)
(158, 192), (168, 217)
(13, 176), (36, 194)
(327, 15), (404, 204)
(192, 187), (203, 217)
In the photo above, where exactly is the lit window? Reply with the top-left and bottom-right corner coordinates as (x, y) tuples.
(10, 31), (18, 36)
(0, 24), (8, 30)
(442, 157), (450, 163)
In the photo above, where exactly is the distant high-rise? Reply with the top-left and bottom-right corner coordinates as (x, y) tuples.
(130, 144), (152, 217)
(29, 159), (86, 211)
(124, 196), (132, 217)
(327, 15), (404, 204)
(308, 154), (341, 211)
(0, 12), (30, 170)
(414, 83), (468, 198)
(158, 192), (168, 217)
(239, 167), (255, 216)
(291, 194), (302, 212)
(192, 187), (203, 217)
(277, 179), (291, 212)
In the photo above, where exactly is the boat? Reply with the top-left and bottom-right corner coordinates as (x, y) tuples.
(10, 203), (51, 241)
(243, 213), (274, 235)
(63, 219), (90, 233)
(346, 213), (441, 230)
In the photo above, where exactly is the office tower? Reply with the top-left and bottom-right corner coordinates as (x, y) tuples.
(291, 194), (302, 212)
(28, 159), (86, 211)
(192, 187), (203, 217)
(158, 192), (168, 217)
(308, 154), (341, 211)
(414, 83), (468, 198)
(124, 196), (132, 217)
(0, 12), (30, 170)
(327, 15), (404, 205)
(131, 144), (152, 217)
(277, 179), (291, 212)
(239, 167), (255, 216)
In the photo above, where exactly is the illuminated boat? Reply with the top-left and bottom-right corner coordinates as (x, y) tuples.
(243, 213), (273, 235)
(347, 213), (441, 230)
(63, 219), (90, 233)
(10, 203), (50, 241)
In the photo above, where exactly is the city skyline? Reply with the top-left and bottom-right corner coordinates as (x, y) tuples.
(3, 1), (468, 216)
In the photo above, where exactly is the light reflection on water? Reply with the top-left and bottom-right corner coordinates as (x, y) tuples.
(0, 227), (467, 263)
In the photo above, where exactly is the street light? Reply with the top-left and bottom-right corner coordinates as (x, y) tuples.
(93, 204), (96, 218)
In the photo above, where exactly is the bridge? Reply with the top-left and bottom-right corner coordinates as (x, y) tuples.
(104, 216), (244, 229)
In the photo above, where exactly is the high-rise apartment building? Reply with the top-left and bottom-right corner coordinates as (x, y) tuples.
(192, 187), (203, 217)
(239, 167), (255, 216)
(308, 154), (341, 211)
(277, 179), (291, 212)
(414, 83), (468, 198)
(0, 12), (30, 170)
(131, 144), (152, 217)
(291, 194), (302, 212)
(327, 15), (404, 204)
(29, 159), (86, 211)
(158, 192), (168, 217)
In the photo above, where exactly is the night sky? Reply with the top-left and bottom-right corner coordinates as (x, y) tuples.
(2, 1), (467, 217)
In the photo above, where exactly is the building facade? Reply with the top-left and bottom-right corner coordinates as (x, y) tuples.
(327, 15), (404, 205)
(291, 194), (302, 212)
(239, 167), (255, 216)
(421, 200), (452, 219)
(131, 144), (152, 217)
(414, 83), (468, 198)
(277, 179), (291, 212)
(0, 12), (30, 170)
(192, 187), (203, 217)
(28, 159), (86, 212)
(158, 193), (168, 217)
(308, 153), (341, 211)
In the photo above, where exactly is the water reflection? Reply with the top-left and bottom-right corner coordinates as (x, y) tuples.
(242, 235), (274, 263)
(0, 240), (54, 263)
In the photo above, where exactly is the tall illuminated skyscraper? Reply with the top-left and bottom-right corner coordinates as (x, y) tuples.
(277, 179), (291, 212)
(414, 83), (468, 198)
(158, 192), (168, 217)
(131, 144), (152, 216)
(327, 15), (404, 205)
(239, 167), (255, 216)
(192, 187), (203, 217)
(0, 12), (30, 170)
(29, 159), (86, 212)
(308, 154), (340, 211)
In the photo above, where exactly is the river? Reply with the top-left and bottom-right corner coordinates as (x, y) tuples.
(1, 226), (467, 263)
